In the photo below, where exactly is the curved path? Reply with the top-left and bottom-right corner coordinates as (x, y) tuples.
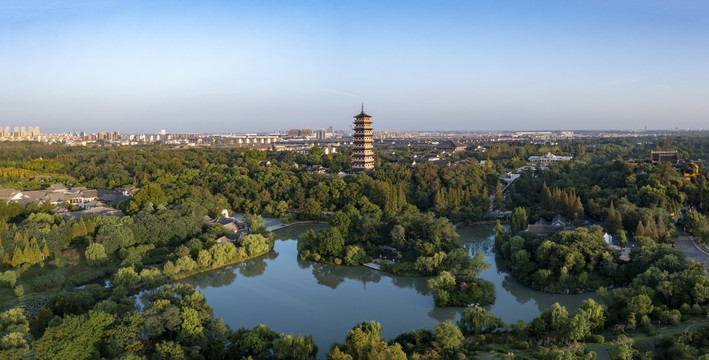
(675, 230), (709, 275)
(684, 321), (709, 332)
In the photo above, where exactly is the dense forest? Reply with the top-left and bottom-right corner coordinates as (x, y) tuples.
(0, 135), (708, 359)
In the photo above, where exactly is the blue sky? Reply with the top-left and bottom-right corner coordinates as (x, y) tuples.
(1, 0), (708, 133)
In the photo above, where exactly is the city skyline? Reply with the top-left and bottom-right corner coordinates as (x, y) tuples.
(1, 0), (708, 133)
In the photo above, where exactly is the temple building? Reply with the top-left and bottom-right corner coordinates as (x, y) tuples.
(351, 105), (375, 172)
(651, 150), (679, 165)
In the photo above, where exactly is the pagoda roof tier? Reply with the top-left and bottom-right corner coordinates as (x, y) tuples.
(353, 104), (373, 119)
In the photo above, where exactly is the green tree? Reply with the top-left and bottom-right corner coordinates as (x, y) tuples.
(344, 245), (367, 266)
(428, 271), (456, 306)
(273, 334), (318, 360)
(0, 270), (18, 288)
(1, 332), (29, 356)
(330, 321), (406, 360)
(635, 220), (645, 237)
(541, 182), (552, 210)
(176, 255), (197, 272)
(31, 308), (53, 339)
(85, 243), (107, 266)
(616, 230), (628, 247)
(433, 320), (464, 354)
(609, 337), (638, 360)
(241, 234), (269, 256)
(511, 207), (528, 235)
(34, 310), (115, 360)
(245, 213), (267, 235)
(155, 340), (186, 359)
(209, 243), (237, 266)
(112, 266), (141, 288)
(607, 201), (623, 236)
(494, 219), (509, 253)
(626, 294), (654, 317)
(128, 183), (166, 214)
(180, 307), (203, 340)
(457, 305), (504, 334)
(0, 308), (29, 334)
(493, 181), (505, 211)
(197, 250), (212, 268)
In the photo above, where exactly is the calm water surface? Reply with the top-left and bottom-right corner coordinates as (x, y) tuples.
(178, 224), (596, 356)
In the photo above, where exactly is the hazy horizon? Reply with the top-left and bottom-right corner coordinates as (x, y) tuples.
(2, 0), (708, 133)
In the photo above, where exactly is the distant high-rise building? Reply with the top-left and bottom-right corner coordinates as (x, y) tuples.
(98, 132), (105, 140)
(107, 132), (114, 140)
(327, 125), (334, 134)
(351, 104), (375, 172)
(316, 129), (326, 140)
(32, 126), (40, 137)
(115, 131), (121, 137)
(160, 129), (166, 136)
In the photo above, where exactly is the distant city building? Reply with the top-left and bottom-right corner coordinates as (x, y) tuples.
(316, 129), (326, 140)
(160, 129), (166, 136)
(0, 125), (41, 138)
(651, 150), (679, 165)
(351, 105), (375, 172)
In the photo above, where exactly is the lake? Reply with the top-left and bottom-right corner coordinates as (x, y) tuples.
(177, 224), (597, 356)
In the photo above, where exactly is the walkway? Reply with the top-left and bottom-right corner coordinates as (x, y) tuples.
(232, 213), (329, 232)
(684, 321), (709, 332)
(676, 230), (709, 275)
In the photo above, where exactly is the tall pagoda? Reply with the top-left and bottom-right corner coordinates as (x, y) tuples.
(351, 104), (375, 172)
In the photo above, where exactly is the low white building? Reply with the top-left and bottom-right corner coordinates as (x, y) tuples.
(528, 153), (573, 167)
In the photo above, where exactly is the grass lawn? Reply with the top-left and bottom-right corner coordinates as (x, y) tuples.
(0, 248), (122, 309)
(585, 318), (709, 360)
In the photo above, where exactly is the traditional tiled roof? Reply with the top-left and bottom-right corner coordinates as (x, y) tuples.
(435, 140), (468, 150)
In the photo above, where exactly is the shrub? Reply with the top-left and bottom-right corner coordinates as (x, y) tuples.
(589, 335), (605, 344)
(31, 273), (65, 291)
(0, 270), (18, 288)
(14, 285), (24, 297)
(65, 269), (110, 287)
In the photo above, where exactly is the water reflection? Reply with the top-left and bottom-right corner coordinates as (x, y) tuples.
(457, 225), (598, 320)
(296, 253), (433, 294)
(501, 275), (534, 305)
(390, 276), (431, 296)
(173, 224), (597, 357)
(239, 251), (278, 278)
(186, 266), (238, 288)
